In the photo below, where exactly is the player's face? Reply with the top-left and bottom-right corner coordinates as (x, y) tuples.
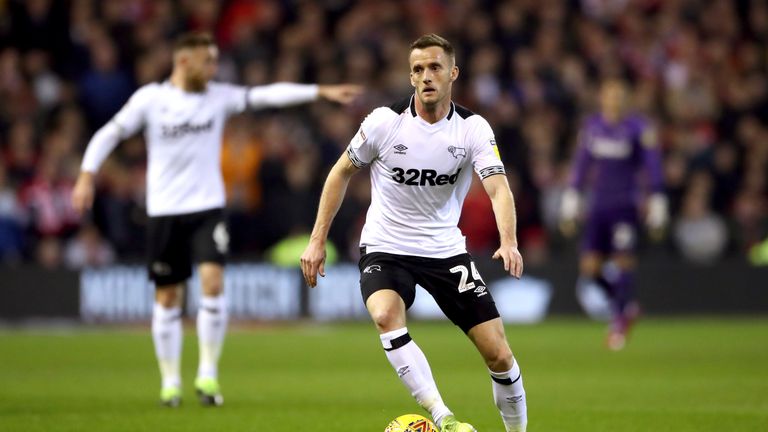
(600, 81), (626, 118)
(181, 45), (218, 92)
(409, 46), (458, 108)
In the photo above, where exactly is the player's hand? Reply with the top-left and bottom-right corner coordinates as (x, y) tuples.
(300, 238), (327, 288)
(645, 193), (668, 242)
(645, 193), (668, 229)
(559, 187), (580, 237)
(318, 84), (363, 105)
(559, 219), (578, 238)
(492, 244), (524, 279)
(71, 172), (95, 215)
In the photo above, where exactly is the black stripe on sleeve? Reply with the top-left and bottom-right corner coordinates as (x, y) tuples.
(454, 103), (476, 119)
(388, 95), (413, 115)
(346, 146), (368, 168)
(479, 165), (506, 179)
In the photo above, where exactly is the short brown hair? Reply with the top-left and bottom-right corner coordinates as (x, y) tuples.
(173, 32), (215, 52)
(410, 34), (455, 62)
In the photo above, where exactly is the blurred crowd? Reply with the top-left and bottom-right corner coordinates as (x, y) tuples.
(0, 0), (767, 269)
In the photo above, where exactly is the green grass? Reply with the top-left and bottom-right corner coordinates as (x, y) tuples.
(0, 318), (767, 431)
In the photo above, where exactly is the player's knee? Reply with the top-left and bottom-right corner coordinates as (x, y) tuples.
(199, 264), (224, 296)
(156, 286), (182, 308)
(370, 307), (404, 333)
(612, 254), (636, 271)
(201, 279), (223, 296)
(485, 344), (514, 372)
(580, 258), (602, 278)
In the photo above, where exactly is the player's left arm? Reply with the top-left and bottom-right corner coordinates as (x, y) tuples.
(639, 124), (668, 232)
(244, 83), (362, 109)
(300, 108), (386, 287)
(481, 174), (524, 278)
(317, 85), (363, 104)
(559, 125), (592, 236)
(301, 154), (360, 287)
(469, 117), (523, 278)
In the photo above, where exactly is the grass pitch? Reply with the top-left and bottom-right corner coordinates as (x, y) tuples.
(0, 318), (766, 432)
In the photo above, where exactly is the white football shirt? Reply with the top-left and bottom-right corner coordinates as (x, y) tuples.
(347, 96), (505, 258)
(81, 81), (318, 216)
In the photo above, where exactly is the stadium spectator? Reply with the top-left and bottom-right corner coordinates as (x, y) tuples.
(220, 116), (263, 252)
(0, 0), (765, 266)
(19, 147), (79, 240)
(0, 161), (25, 263)
(78, 33), (133, 129)
(673, 182), (728, 264)
(63, 222), (115, 269)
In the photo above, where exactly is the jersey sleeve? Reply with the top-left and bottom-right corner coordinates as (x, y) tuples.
(111, 83), (156, 137)
(637, 120), (664, 193)
(81, 84), (156, 173)
(346, 107), (392, 168)
(246, 83), (318, 109)
(469, 117), (506, 180)
(215, 82), (250, 116)
(569, 123), (593, 190)
(219, 82), (320, 116)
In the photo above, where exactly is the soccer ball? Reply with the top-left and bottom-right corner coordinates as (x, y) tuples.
(385, 414), (438, 432)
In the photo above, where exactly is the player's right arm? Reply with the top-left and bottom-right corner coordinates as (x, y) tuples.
(560, 124), (592, 236)
(72, 84), (154, 214)
(300, 154), (359, 287)
(301, 108), (388, 287)
(638, 122), (668, 236)
(221, 83), (362, 116)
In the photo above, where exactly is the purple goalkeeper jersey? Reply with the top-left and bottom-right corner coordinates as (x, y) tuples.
(569, 113), (663, 211)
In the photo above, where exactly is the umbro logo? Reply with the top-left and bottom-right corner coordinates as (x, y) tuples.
(394, 144), (408, 155)
(448, 146), (466, 158)
(363, 265), (382, 274)
(506, 395), (524, 404)
(397, 365), (410, 377)
(474, 285), (488, 297)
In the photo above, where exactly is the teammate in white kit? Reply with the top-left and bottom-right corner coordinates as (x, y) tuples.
(71, 32), (361, 407)
(301, 34), (528, 432)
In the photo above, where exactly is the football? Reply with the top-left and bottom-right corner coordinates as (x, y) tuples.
(385, 414), (438, 432)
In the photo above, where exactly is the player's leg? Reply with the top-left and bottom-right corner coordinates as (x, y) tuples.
(192, 209), (229, 406)
(467, 319), (527, 432)
(194, 262), (226, 405)
(147, 214), (192, 407)
(366, 290), (454, 427)
(606, 253), (637, 318)
(605, 252), (638, 350)
(361, 253), (454, 427)
(578, 209), (612, 297)
(416, 254), (506, 432)
(153, 284), (184, 406)
(577, 251), (610, 298)
(603, 214), (640, 350)
(578, 207), (615, 294)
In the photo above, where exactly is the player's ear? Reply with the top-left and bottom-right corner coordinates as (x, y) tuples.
(410, 71), (416, 88)
(174, 50), (188, 67)
(450, 65), (459, 82)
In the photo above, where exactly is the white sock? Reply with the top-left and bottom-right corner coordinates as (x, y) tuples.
(197, 295), (228, 380)
(380, 327), (453, 426)
(151, 303), (182, 389)
(490, 360), (528, 432)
